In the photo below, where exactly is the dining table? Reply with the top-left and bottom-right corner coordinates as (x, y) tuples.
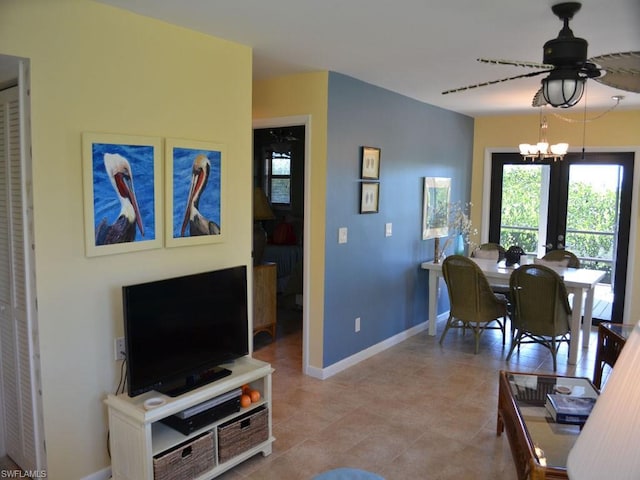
(420, 256), (606, 365)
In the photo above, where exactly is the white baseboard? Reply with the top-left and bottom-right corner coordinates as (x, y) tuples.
(305, 319), (435, 380)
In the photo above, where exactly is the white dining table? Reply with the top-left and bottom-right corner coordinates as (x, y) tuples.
(420, 256), (606, 365)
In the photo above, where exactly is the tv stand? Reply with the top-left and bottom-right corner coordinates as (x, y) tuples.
(106, 357), (273, 480)
(164, 366), (232, 397)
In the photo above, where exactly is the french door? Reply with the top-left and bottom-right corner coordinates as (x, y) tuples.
(488, 152), (634, 323)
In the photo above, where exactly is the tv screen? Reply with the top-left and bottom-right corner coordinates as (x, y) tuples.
(123, 266), (249, 397)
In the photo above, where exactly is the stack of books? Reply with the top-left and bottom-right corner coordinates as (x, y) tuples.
(545, 393), (597, 425)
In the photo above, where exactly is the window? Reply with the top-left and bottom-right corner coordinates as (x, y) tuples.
(267, 151), (291, 206)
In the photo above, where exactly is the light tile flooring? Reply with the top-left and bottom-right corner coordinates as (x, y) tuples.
(220, 309), (605, 480)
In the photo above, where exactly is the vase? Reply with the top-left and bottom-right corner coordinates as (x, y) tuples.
(454, 234), (465, 256)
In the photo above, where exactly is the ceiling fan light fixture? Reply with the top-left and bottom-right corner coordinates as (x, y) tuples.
(542, 69), (585, 108)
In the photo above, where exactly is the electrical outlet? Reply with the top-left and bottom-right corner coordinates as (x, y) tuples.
(114, 337), (126, 361)
(355, 317), (361, 332)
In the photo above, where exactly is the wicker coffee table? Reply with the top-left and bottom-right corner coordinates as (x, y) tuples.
(497, 371), (599, 480)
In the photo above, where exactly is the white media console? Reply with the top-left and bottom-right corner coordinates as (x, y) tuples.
(105, 356), (274, 480)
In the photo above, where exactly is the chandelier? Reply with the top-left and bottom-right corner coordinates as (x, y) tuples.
(518, 114), (568, 161)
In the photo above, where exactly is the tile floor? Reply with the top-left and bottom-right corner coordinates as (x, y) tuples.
(221, 309), (605, 480)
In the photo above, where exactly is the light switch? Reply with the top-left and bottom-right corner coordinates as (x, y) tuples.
(338, 227), (348, 244)
(385, 223), (392, 237)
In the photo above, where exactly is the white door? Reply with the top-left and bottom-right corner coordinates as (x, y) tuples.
(0, 60), (45, 472)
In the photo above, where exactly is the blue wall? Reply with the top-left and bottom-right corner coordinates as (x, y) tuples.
(323, 72), (474, 366)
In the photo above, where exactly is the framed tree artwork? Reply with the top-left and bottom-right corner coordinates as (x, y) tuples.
(422, 177), (450, 240)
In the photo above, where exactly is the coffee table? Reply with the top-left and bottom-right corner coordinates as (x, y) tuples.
(497, 371), (599, 480)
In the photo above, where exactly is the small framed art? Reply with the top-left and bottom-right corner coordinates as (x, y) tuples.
(360, 146), (381, 180)
(360, 182), (380, 214)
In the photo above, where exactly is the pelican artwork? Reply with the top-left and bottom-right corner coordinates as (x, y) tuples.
(181, 154), (220, 236)
(95, 153), (144, 245)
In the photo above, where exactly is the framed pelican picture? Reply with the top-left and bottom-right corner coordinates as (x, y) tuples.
(165, 138), (226, 247)
(82, 132), (162, 257)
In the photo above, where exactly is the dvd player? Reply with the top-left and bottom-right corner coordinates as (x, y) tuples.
(176, 388), (242, 419)
(160, 389), (243, 435)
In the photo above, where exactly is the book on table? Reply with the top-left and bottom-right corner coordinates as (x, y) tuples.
(545, 393), (597, 425)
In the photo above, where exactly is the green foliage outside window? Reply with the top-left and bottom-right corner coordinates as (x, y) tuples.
(500, 166), (616, 281)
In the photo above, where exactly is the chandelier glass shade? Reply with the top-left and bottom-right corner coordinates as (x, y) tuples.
(519, 115), (568, 161)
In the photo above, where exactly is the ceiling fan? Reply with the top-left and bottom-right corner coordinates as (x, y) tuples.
(442, 2), (640, 108)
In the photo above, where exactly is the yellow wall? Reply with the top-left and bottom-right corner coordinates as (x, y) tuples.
(1, 0), (252, 478)
(472, 110), (640, 322)
(253, 72), (329, 369)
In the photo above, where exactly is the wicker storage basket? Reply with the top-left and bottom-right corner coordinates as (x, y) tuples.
(153, 431), (215, 480)
(217, 406), (269, 464)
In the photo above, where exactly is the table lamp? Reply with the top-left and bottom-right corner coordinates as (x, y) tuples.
(253, 187), (275, 265)
(567, 320), (640, 479)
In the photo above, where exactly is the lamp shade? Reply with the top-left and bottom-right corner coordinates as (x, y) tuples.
(253, 187), (275, 221)
(567, 320), (640, 479)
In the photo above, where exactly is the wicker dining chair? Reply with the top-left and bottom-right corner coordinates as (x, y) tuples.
(440, 255), (508, 354)
(542, 249), (581, 268)
(507, 264), (572, 371)
(471, 242), (506, 261)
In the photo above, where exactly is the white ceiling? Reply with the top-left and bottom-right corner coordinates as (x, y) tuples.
(17, 1), (640, 117)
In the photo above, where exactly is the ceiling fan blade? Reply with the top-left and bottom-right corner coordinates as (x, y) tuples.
(477, 58), (552, 69)
(590, 51), (640, 93)
(532, 87), (548, 107)
(442, 69), (549, 95)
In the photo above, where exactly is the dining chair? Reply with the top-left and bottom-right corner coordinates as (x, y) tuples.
(471, 242), (511, 300)
(440, 255), (508, 354)
(507, 264), (572, 371)
(471, 242), (506, 261)
(543, 249), (581, 268)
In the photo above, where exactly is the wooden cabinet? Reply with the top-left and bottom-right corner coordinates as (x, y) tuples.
(105, 357), (273, 480)
(253, 263), (277, 339)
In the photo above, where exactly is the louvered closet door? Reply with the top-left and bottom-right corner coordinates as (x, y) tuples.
(0, 85), (38, 472)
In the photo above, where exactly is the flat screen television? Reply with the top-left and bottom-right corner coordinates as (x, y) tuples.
(123, 265), (249, 398)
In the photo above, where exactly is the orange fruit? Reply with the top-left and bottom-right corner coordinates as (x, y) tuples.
(240, 394), (251, 408)
(241, 384), (251, 394)
(249, 389), (261, 403)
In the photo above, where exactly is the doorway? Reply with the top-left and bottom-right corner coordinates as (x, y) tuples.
(251, 117), (310, 372)
(0, 56), (46, 472)
(488, 151), (634, 323)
